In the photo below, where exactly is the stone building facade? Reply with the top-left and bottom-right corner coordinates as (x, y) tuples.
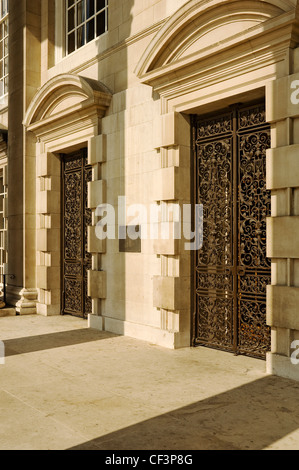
(3, 0), (299, 381)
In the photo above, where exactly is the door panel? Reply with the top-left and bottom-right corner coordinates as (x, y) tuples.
(62, 150), (92, 319)
(193, 102), (271, 358)
(237, 121), (271, 356)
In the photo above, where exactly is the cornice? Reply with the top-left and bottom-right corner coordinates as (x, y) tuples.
(135, 0), (293, 77)
(24, 74), (112, 145)
(32, 112), (100, 146)
(137, 10), (299, 100)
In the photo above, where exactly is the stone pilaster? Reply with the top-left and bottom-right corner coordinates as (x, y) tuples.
(266, 69), (299, 380)
(87, 134), (107, 328)
(152, 111), (191, 348)
(8, 0), (41, 307)
(35, 150), (61, 316)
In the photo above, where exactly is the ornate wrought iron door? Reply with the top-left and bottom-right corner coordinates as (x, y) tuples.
(192, 103), (271, 358)
(62, 150), (92, 319)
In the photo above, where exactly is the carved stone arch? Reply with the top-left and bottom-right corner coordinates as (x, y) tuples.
(24, 74), (112, 138)
(135, 0), (299, 94)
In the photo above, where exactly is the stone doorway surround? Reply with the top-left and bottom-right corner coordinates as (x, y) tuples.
(135, 0), (299, 380)
(23, 74), (111, 320)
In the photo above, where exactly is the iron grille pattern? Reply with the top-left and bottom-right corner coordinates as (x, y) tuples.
(193, 103), (271, 358)
(62, 150), (92, 319)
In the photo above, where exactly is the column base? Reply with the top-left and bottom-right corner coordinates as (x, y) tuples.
(5, 285), (23, 306)
(88, 314), (104, 330)
(36, 303), (60, 316)
(16, 288), (38, 315)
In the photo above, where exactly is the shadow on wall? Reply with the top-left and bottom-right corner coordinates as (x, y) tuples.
(68, 374), (299, 450)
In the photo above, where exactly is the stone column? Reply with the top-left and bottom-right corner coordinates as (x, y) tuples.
(266, 61), (299, 380)
(8, 0), (41, 310)
(7, 0), (25, 305)
(152, 111), (192, 348)
(87, 134), (107, 329)
(35, 149), (61, 316)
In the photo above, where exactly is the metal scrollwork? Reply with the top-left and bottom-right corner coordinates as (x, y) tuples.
(197, 139), (233, 267)
(84, 163), (92, 316)
(193, 102), (271, 358)
(64, 170), (83, 261)
(238, 105), (266, 129)
(197, 113), (232, 138)
(62, 151), (92, 319)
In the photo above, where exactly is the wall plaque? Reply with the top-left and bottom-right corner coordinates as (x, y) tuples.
(119, 226), (141, 253)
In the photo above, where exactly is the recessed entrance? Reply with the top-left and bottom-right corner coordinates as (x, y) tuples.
(192, 102), (271, 358)
(61, 149), (92, 319)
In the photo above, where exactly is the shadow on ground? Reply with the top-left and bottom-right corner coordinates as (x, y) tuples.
(69, 375), (299, 450)
(3, 328), (117, 356)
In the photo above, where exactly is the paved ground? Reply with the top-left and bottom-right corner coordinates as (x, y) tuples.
(0, 314), (299, 450)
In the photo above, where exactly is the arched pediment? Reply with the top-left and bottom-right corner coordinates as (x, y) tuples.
(135, 0), (298, 88)
(24, 74), (112, 130)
